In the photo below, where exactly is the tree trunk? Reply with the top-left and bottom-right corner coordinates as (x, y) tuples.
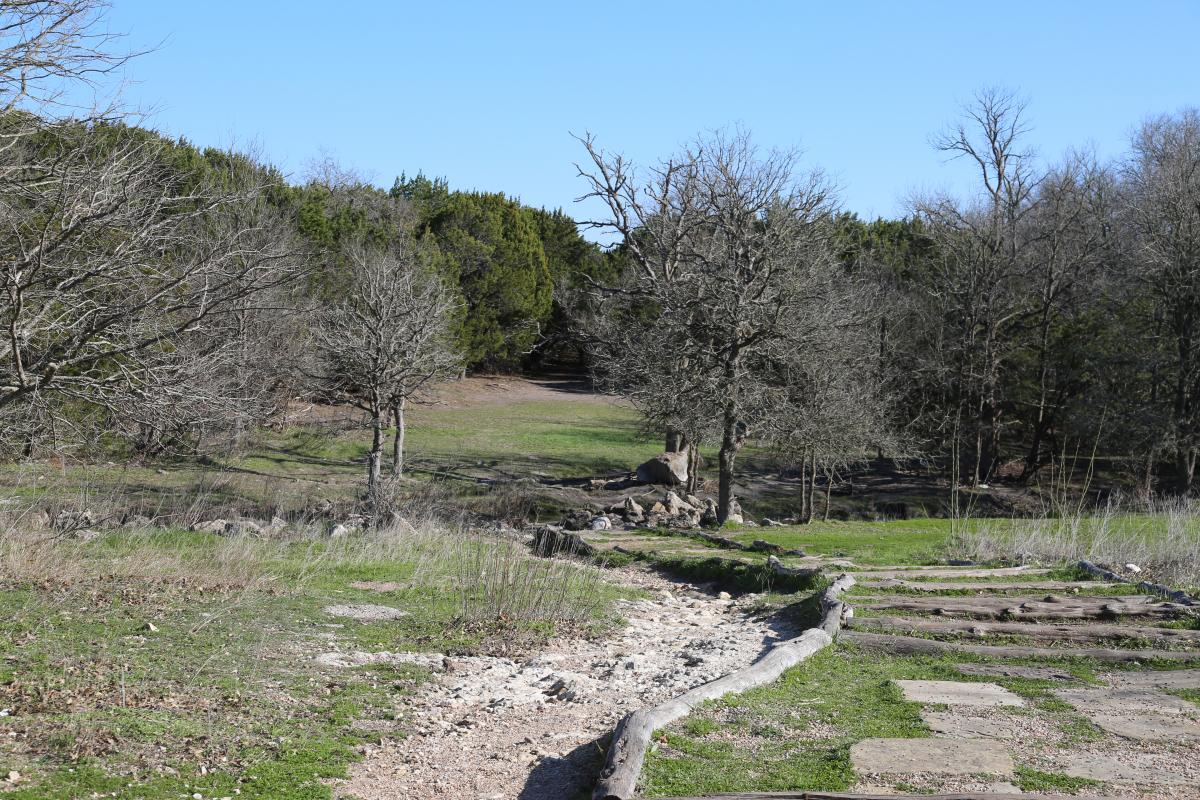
(1178, 447), (1197, 495)
(823, 468), (834, 521)
(368, 393), (383, 496)
(805, 452), (818, 523)
(716, 415), (741, 524)
(686, 445), (700, 494)
(391, 397), (407, 477)
(799, 453), (808, 522)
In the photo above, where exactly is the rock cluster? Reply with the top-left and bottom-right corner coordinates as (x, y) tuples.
(563, 491), (753, 532)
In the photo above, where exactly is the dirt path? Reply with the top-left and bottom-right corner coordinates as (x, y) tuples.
(323, 564), (798, 800)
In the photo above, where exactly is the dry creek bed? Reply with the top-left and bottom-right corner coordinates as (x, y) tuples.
(318, 564), (798, 800)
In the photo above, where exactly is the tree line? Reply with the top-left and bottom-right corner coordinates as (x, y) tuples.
(2, 2), (1198, 511)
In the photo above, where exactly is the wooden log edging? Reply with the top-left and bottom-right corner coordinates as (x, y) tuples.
(1078, 559), (1198, 607)
(592, 574), (856, 800)
(846, 614), (1200, 645)
(767, 554), (821, 578)
(842, 630), (1200, 663)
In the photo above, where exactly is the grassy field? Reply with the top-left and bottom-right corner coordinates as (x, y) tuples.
(0, 387), (656, 521)
(0, 525), (632, 799)
(730, 519), (959, 565)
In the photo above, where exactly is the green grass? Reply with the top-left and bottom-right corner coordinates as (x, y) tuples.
(0, 395), (654, 519)
(640, 641), (1115, 797)
(1014, 766), (1104, 793)
(641, 645), (935, 795)
(731, 518), (960, 565)
(0, 526), (632, 799)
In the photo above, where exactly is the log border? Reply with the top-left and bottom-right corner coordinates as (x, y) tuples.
(1078, 559), (1198, 606)
(592, 574), (856, 800)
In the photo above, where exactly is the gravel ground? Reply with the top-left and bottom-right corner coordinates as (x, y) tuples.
(323, 564), (798, 800)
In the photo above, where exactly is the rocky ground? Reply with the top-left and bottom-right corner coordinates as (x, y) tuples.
(320, 564), (799, 800)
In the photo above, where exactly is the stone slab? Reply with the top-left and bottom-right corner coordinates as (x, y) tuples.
(322, 604), (408, 622)
(1106, 668), (1200, 690)
(895, 679), (1026, 707)
(850, 736), (1014, 775)
(1055, 751), (1200, 786)
(955, 663), (1076, 681)
(921, 710), (1027, 739)
(1054, 687), (1200, 740)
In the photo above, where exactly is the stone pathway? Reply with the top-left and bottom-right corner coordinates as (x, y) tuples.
(841, 564), (1200, 798)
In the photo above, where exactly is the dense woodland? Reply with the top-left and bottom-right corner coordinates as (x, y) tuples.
(2, 2), (1199, 512)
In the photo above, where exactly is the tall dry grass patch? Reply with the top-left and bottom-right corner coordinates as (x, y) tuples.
(950, 497), (1200, 589)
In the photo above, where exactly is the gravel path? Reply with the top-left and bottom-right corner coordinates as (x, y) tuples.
(324, 565), (797, 800)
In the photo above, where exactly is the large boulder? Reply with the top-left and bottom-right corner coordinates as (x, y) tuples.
(636, 452), (688, 486)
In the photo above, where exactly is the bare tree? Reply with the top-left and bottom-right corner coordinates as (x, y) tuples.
(579, 130), (878, 522)
(0, 122), (299, 454)
(1121, 109), (1200, 493)
(313, 236), (460, 496)
(0, 0), (135, 116)
(1017, 152), (1115, 478)
(912, 87), (1041, 491)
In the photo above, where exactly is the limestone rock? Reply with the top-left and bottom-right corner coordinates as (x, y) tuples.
(635, 452), (688, 485)
(589, 515), (613, 531)
(662, 491), (693, 516)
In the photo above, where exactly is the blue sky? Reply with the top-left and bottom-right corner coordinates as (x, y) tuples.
(103, 1), (1198, 224)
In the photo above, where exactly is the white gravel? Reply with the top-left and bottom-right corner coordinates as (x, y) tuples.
(322, 564), (797, 800)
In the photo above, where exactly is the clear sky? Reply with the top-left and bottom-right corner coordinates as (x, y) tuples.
(102, 0), (1199, 225)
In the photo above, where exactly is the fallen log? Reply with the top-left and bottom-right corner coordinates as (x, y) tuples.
(1079, 559), (1198, 606)
(845, 614), (1200, 645)
(767, 554), (822, 578)
(846, 566), (1051, 579)
(853, 594), (1189, 620)
(592, 574), (855, 800)
(842, 630), (1200, 663)
(852, 579), (1123, 592)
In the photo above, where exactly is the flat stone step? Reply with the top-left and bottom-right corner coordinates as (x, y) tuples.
(921, 710), (1028, 739)
(954, 663), (1077, 681)
(895, 679), (1025, 707)
(1053, 686), (1200, 740)
(850, 736), (1014, 775)
(1054, 751), (1200, 787)
(1105, 667), (1200, 690)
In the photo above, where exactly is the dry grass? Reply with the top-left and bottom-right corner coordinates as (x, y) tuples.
(949, 498), (1200, 590)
